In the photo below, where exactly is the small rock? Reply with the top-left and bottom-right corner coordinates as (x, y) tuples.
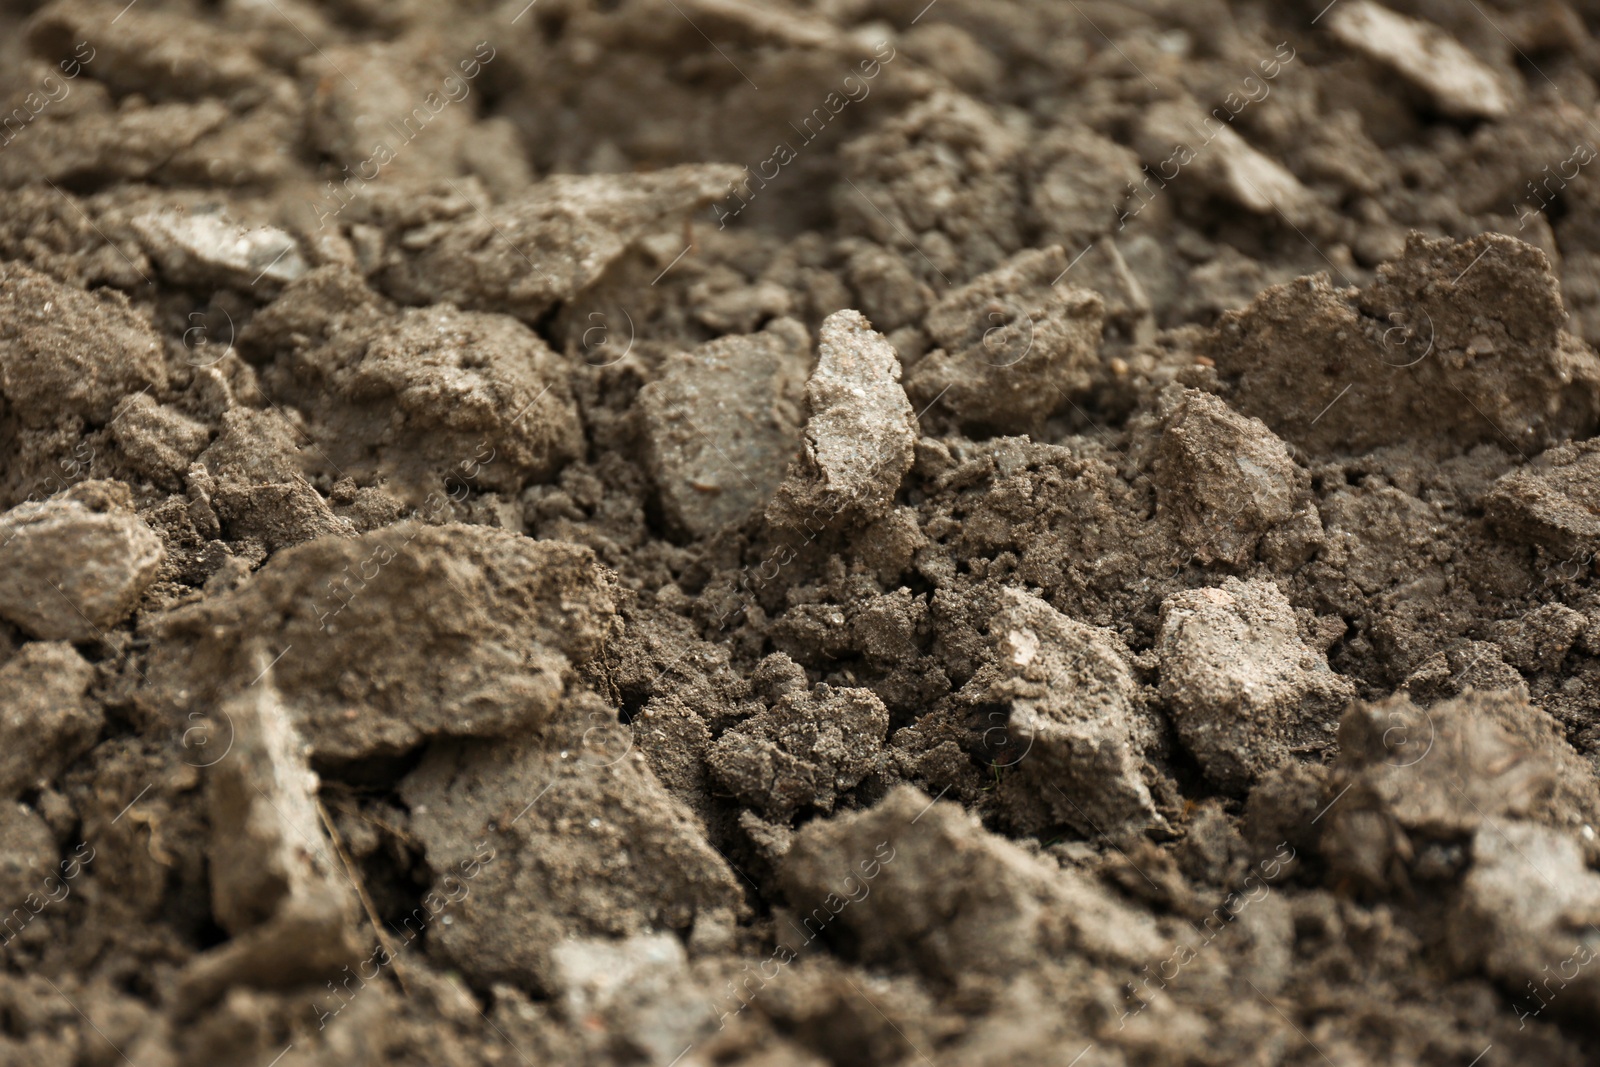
(1158, 578), (1355, 791)
(380, 165), (742, 321)
(130, 207), (307, 290)
(1321, 690), (1600, 892)
(778, 786), (1165, 983)
(0, 482), (165, 640)
(1326, 1), (1514, 119)
(145, 525), (617, 760)
(1485, 439), (1600, 558)
(0, 262), (166, 428)
(767, 309), (916, 532)
(963, 588), (1167, 836)
(108, 393), (211, 490)
(550, 934), (715, 1064)
(905, 247), (1105, 433)
(1138, 102), (1318, 224)
(178, 670), (362, 1004)
(399, 694), (744, 992)
(1451, 819), (1600, 1025)
(1151, 387), (1312, 566)
(0, 642), (100, 798)
(707, 681), (889, 819)
(640, 318), (810, 537)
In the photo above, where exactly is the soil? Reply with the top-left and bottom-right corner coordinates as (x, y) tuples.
(4, 0), (1600, 1064)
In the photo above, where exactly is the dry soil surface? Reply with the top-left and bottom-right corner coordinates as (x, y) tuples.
(4, 1), (1600, 1065)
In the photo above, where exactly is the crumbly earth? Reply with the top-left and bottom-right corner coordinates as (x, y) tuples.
(5, 1), (1600, 1065)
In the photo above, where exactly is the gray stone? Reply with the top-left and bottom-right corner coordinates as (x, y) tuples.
(0, 483), (164, 640)
(1158, 578), (1355, 791)
(640, 318), (810, 537)
(130, 207), (307, 290)
(0, 642), (100, 798)
(767, 309), (916, 532)
(964, 587), (1167, 836)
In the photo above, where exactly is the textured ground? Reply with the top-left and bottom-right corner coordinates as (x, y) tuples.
(3, 0), (1600, 1064)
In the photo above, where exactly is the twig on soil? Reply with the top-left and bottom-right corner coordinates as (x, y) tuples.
(316, 796), (412, 995)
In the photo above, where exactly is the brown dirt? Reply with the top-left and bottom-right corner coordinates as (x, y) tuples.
(3, 1), (1600, 1065)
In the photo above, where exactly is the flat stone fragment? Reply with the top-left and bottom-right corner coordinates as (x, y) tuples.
(778, 786), (1165, 983)
(130, 206), (307, 290)
(143, 524), (616, 760)
(905, 246), (1105, 433)
(1158, 578), (1355, 791)
(1151, 387), (1313, 566)
(963, 587), (1167, 836)
(380, 165), (742, 321)
(1320, 691), (1600, 892)
(639, 318), (810, 537)
(0, 261), (167, 428)
(399, 695), (744, 992)
(707, 677), (888, 819)
(1327, 1), (1514, 119)
(1138, 102), (1318, 224)
(178, 670), (362, 1004)
(0, 642), (100, 798)
(1484, 438), (1600, 558)
(767, 309), (916, 531)
(0, 482), (164, 640)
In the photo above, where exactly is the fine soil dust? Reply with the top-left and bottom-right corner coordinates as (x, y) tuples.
(4, 1), (1600, 1065)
